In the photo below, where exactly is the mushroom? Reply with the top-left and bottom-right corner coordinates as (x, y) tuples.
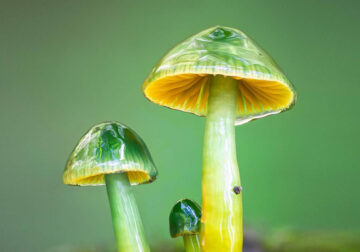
(63, 122), (157, 252)
(143, 26), (296, 251)
(169, 199), (201, 252)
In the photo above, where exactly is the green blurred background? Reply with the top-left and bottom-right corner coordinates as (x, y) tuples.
(1, 0), (359, 251)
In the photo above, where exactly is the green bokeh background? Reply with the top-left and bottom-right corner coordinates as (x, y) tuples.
(1, 0), (359, 251)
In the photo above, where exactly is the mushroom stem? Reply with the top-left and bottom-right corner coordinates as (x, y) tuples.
(201, 75), (243, 251)
(105, 173), (150, 252)
(183, 235), (200, 252)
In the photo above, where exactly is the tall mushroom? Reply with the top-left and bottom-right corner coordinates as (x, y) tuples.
(169, 199), (201, 252)
(63, 122), (157, 252)
(143, 26), (296, 251)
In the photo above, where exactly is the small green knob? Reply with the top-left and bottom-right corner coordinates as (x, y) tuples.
(209, 27), (232, 40)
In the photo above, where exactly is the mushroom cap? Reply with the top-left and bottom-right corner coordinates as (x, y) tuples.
(63, 122), (157, 186)
(169, 199), (201, 238)
(143, 26), (296, 125)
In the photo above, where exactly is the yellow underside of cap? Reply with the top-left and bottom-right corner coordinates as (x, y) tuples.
(63, 169), (151, 186)
(144, 74), (294, 117)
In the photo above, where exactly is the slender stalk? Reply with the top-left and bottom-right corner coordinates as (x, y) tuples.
(105, 173), (150, 252)
(200, 75), (243, 251)
(183, 235), (200, 252)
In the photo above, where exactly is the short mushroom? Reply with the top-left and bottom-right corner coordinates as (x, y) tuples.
(63, 122), (157, 252)
(143, 26), (296, 251)
(169, 199), (201, 252)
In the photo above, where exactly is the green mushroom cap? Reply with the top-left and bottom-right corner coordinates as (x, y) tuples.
(63, 122), (157, 186)
(143, 26), (296, 125)
(169, 199), (202, 238)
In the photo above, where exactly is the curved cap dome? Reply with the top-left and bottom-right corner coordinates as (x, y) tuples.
(143, 26), (296, 125)
(169, 199), (201, 238)
(63, 122), (157, 186)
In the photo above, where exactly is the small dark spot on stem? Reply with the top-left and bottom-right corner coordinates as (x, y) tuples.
(233, 186), (242, 195)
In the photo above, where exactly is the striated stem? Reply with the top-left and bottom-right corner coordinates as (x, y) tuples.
(105, 173), (150, 252)
(183, 235), (200, 252)
(200, 75), (243, 251)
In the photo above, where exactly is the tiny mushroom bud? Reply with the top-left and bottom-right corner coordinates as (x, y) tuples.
(63, 122), (157, 252)
(169, 199), (201, 252)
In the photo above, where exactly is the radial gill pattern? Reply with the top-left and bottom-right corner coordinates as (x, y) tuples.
(143, 26), (296, 123)
(63, 122), (157, 186)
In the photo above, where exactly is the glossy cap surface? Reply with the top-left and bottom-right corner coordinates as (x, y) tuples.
(143, 26), (296, 125)
(169, 199), (201, 237)
(63, 122), (157, 186)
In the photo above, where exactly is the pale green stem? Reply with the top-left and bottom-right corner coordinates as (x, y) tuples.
(183, 235), (200, 252)
(200, 75), (243, 251)
(105, 173), (150, 252)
